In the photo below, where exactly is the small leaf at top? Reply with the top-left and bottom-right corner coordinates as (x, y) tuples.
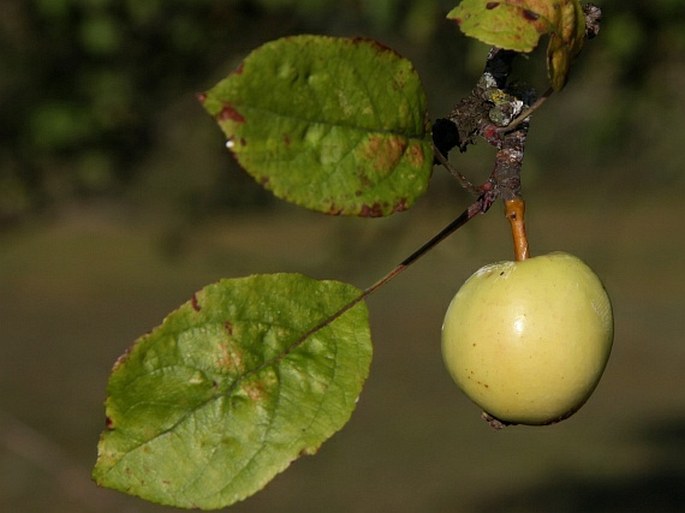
(448, 0), (586, 90)
(200, 35), (433, 217)
(447, 0), (555, 53)
(93, 274), (372, 510)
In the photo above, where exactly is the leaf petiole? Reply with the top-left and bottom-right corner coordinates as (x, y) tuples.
(292, 191), (497, 350)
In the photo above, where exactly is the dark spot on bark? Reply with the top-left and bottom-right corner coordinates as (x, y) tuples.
(584, 4), (602, 39)
(522, 9), (539, 21)
(218, 104), (245, 123)
(486, 2), (500, 9)
(191, 293), (201, 312)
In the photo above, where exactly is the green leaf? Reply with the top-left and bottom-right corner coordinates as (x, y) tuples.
(93, 274), (372, 510)
(447, 0), (554, 52)
(447, 0), (586, 90)
(200, 35), (433, 217)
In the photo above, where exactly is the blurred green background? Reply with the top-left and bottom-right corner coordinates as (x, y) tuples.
(2, 0), (685, 511)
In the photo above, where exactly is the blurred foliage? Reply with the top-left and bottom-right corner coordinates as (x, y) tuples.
(1, 0), (684, 225)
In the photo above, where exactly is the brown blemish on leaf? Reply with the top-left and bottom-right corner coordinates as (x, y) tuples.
(243, 381), (267, 402)
(191, 293), (201, 312)
(359, 135), (407, 174)
(112, 347), (132, 371)
(406, 143), (425, 168)
(391, 69), (408, 91)
(105, 416), (114, 430)
(522, 9), (540, 21)
(217, 104), (245, 123)
(486, 2), (500, 9)
(196, 92), (207, 104)
(327, 204), (344, 215)
(351, 36), (401, 58)
(394, 198), (408, 213)
(360, 203), (384, 217)
(235, 62), (244, 74)
(217, 340), (243, 373)
(224, 321), (234, 336)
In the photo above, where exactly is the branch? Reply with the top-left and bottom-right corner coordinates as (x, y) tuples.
(496, 86), (553, 134)
(432, 48), (531, 163)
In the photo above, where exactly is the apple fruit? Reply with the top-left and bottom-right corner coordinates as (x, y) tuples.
(441, 251), (613, 426)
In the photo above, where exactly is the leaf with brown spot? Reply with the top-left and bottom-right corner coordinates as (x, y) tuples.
(448, 0), (553, 52)
(201, 35), (433, 216)
(447, 0), (586, 90)
(93, 274), (372, 509)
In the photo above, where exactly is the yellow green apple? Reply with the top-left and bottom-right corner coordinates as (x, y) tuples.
(441, 251), (613, 426)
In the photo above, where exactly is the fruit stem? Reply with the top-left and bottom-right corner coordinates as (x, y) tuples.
(505, 197), (530, 261)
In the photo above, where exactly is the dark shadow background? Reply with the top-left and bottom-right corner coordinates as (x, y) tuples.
(473, 418), (685, 513)
(1, 1), (684, 512)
